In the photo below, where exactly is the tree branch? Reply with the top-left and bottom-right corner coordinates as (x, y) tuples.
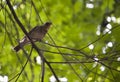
(6, 0), (59, 82)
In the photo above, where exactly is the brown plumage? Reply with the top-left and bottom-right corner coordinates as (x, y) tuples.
(14, 22), (52, 52)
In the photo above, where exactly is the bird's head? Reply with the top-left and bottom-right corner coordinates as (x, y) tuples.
(43, 22), (52, 31)
(45, 22), (52, 27)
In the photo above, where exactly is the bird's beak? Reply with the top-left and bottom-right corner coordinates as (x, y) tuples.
(48, 22), (52, 26)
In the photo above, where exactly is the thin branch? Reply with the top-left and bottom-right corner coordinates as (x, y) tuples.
(29, 47), (34, 82)
(41, 41), (89, 57)
(98, 61), (120, 72)
(38, 0), (51, 21)
(37, 46), (87, 57)
(81, 63), (114, 81)
(8, 73), (19, 82)
(14, 50), (32, 82)
(109, 68), (116, 82)
(48, 61), (94, 64)
(41, 58), (45, 82)
(79, 24), (120, 50)
(31, 0), (43, 23)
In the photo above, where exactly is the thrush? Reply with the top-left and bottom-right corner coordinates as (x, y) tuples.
(14, 22), (52, 52)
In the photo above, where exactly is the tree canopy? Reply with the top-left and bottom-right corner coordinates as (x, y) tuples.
(0, 0), (120, 82)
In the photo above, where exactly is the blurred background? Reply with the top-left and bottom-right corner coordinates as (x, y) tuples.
(0, 0), (120, 82)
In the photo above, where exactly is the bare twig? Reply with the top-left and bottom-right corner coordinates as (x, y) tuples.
(48, 61), (94, 64)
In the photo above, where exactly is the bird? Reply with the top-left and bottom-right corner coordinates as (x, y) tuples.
(14, 22), (52, 52)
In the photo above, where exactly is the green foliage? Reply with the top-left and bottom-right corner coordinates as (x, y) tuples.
(0, 0), (120, 82)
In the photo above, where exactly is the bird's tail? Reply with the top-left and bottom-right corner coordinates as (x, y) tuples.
(14, 44), (21, 52)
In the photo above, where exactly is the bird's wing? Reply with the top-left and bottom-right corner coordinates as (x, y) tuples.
(28, 26), (42, 35)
